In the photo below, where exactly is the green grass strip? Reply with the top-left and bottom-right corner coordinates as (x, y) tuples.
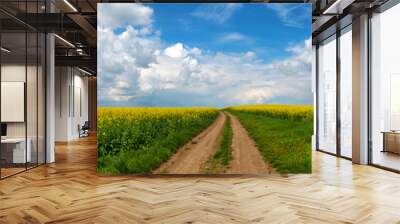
(228, 111), (312, 174)
(204, 114), (233, 174)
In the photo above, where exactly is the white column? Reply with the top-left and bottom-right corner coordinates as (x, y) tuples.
(352, 14), (369, 164)
(45, 0), (56, 163)
(46, 32), (55, 163)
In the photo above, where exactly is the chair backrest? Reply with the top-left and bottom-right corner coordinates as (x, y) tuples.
(82, 121), (90, 129)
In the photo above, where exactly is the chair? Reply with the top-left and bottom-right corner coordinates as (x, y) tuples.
(79, 121), (90, 138)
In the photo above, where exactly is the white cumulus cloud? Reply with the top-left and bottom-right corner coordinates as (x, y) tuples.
(98, 3), (153, 28)
(97, 4), (312, 107)
(164, 43), (188, 58)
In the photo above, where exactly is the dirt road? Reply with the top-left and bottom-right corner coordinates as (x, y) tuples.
(154, 112), (226, 174)
(226, 113), (275, 174)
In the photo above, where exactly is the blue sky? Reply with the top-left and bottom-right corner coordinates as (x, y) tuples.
(98, 3), (312, 107)
(151, 4), (310, 61)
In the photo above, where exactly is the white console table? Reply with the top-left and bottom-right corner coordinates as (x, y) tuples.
(1, 138), (32, 163)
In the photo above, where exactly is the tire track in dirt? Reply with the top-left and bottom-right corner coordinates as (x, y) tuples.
(226, 112), (275, 174)
(154, 112), (226, 174)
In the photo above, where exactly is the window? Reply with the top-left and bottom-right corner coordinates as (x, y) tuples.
(370, 3), (400, 171)
(317, 35), (337, 154)
(339, 26), (352, 158)
(0, 2), (46, 179)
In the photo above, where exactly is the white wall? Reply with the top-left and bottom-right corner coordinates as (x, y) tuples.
(1, 65), (27, 140)
(55, 67), (89, 141)
(1, 65), (41, 137)
(1, 63), (46, 164)
(71, 73), (89, 138)
(55, 66), (70, 141)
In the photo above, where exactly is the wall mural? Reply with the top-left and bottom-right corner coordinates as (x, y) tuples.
(97, 3), (313, 174)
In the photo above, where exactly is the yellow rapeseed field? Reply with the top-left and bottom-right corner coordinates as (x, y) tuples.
(97, 107), (218, 173)
(226, 104), (313, 121)
(98, 107), (217, 123)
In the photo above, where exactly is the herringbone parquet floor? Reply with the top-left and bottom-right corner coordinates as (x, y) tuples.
(1, 136), (400, 224)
